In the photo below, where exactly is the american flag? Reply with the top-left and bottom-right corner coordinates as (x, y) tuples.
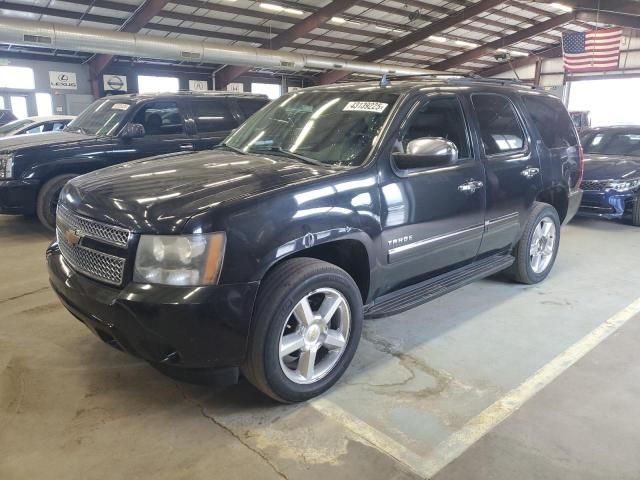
(562, 28), (623, 72)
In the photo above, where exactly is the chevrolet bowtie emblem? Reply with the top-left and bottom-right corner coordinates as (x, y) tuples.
(64, 228), (82, 247)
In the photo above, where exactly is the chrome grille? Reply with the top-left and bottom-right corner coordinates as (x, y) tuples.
(57, 204), (130, 247)
(56, 206), (129, 286)
(581, 180), (606, 192)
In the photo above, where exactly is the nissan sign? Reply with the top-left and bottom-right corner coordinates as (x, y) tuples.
(103, 74), (128, 92)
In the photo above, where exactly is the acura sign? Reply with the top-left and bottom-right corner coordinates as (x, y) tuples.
(49, 71), (78, 90)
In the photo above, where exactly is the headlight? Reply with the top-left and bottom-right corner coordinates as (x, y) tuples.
(606, 178), (640, 192)
(0, 153), (13, 179)
(133, 233), (226, 286)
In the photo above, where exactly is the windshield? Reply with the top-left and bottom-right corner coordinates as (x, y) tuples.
(582, 129), (640, 156)
(0, 118), (33, 135)
(225, 90), (400, 167)
(65, 98), (134, 136)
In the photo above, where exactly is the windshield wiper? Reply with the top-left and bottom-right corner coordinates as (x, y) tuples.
(214, 143), (247, 155)
(250, 146), (325, 167)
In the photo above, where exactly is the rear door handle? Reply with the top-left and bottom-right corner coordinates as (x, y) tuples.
(521, 167), (540, 178)
(458, 180), (484, 194)
(179, 143), (194, 151)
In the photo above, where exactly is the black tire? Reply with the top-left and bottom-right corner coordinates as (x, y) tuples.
(510, 202), (561, 285)
(36, 174), (76, 231)
(632, 195), (640, 227)
(242, 257), (363, 403)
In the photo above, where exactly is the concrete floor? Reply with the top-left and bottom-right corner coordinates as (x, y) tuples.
(1, 214), (639, 480)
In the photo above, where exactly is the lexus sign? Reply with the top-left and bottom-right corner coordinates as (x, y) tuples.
(49, 71), (78, 90)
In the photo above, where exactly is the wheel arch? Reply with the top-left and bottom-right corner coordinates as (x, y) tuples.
(536, 185), (569, 223)
(260, 236), (373, 304)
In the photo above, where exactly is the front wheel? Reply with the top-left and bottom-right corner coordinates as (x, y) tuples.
(243, 258), (363, 403)
(36, 174), (76, 231)
(510, 202), (561, 284)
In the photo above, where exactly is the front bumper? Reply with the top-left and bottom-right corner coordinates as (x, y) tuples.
(0, 179), (39, 215)
(578, 189), (637, 219)
(47, 242), (259, 370)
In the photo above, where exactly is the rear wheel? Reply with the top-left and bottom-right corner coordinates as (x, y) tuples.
(36, 174), (76, 231)
(632, 195), (640, 226)
(510, 202), (561, 284)
(243, 258), (363, 403)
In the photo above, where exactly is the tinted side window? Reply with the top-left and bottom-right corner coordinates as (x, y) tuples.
(24, 124), (45, 134)
(472, 94), (525, 155)
(523, 95), (577, 148)
(399, 97), (471, 158)
(237, 99), (267, 119)
(192, 100), (238, 133)
(52, 122), (67, 131)
(133, 101), (185, 136)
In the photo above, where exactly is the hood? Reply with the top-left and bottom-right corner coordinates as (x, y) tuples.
(0, 131), (95, 152)
(61, 150), (339, 233)
(582, 154), (640, 181)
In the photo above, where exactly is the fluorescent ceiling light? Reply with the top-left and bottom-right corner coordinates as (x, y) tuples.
(259, 3), (303, 15)
(551, 3), (573, 12)
(429, 35), (447, 43)
(331, 17), (346, 23)
(455, 40), (479, 48)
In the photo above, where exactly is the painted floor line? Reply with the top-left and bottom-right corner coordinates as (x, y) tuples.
(313, 296), (640, 479)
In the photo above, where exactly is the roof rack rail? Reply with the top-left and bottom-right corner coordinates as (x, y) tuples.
(380, 73), (539, 89)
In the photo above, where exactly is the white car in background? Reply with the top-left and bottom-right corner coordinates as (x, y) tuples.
(0, 115), (74, 137)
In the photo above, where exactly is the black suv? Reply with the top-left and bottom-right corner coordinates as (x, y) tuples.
(47, 79), (583, 402)
(0, 92), (269, 229)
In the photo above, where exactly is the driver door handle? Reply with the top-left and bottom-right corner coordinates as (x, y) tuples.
(521, 167), (540, 178)
(179, 143), (194, 151)
(458, 180), (484, 194)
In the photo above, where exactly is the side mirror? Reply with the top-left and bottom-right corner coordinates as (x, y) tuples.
(392, 137), (459, 171)
(122, 123), (145, 139)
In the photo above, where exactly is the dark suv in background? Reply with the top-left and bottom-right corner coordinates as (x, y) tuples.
(47, 78), (583, 403)
(0, 91), (269, 229)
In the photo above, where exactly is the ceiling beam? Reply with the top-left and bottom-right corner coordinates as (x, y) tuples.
(537, 0), (640, 16)
(576, 10), (640, 29)
(429, 12), (574, 71)
(90, 0), (172, 78)
(216, 0), (359, 88)
(318, 0), (507, 84)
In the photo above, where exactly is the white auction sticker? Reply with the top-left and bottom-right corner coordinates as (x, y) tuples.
(343, 102), (389, 113)
(111, 103), (130, 111)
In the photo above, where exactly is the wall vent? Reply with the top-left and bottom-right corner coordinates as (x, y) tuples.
(181, 51), (201, 59)
(23, 34), (52, 44)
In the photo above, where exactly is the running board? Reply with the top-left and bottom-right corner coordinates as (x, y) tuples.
(364, 254), (515, 319)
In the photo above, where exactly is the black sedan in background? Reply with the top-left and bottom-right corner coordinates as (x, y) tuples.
(579, 126), (640, 226)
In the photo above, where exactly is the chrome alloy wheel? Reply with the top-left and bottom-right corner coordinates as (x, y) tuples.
(278, 288), (351, 385)
(530, 216), (557, 274)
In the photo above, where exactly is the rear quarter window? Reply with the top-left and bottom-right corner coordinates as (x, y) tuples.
(522, 95), (578, 149)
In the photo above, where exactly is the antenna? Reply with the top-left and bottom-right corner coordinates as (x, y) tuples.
(379, 73), (391, 87)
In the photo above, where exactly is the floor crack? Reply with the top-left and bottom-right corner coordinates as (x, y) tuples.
(0, 286), (49, 304)
(175, 383), (289, 480)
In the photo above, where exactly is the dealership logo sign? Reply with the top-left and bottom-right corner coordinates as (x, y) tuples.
(103, 74), (128, 92)
(189, 80), (208, 91)
(49, 71), (78, 90)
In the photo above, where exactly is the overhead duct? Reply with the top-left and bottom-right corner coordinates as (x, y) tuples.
(0, 18), (439, 78)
